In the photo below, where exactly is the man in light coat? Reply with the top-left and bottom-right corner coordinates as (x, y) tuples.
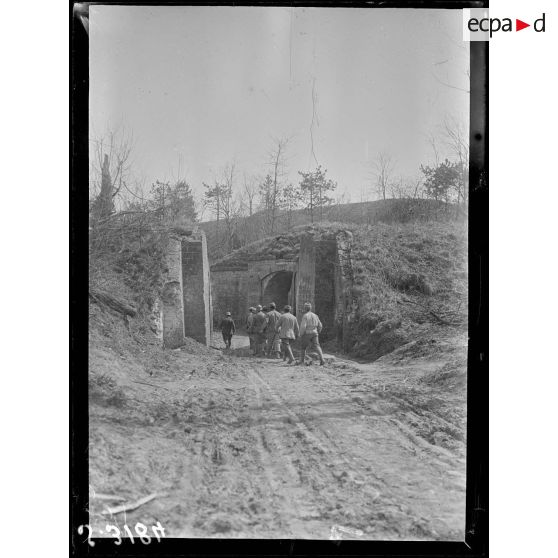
(275, 305), (299, 364)
(265, 302), (282, 358)
(299, 302), (325, 366)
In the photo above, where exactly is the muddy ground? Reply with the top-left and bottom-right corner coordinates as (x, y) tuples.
(89, 329), (466, 541)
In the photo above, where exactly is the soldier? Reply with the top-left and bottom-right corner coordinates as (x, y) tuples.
(276, 305), (299, 365)
(252, 304), (268, 356)
(261, 306), (270, 355)
(246, 307), (256, 354)
(219, 311), (236, 349)
(265, 302), (282, 358)
(299, 302), (326, 366)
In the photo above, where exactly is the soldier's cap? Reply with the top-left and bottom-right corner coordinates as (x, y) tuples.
(304, 302), (312, 309)
(256, 304), (263, 311)
(226, 312), (231, 316)
(269, 302), (276, 309)
(284, 305), (292, 312)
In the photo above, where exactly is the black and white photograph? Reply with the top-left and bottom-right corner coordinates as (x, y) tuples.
(80, 2), (483, 547)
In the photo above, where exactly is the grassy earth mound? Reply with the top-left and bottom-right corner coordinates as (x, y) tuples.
(212, 220), (467, 362)
(202, 198), (460, 262)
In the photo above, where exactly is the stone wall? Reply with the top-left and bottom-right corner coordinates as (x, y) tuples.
(161, 230), (212, 348)
(211, 259), (296, 325)
(211, 267), (248, 327)
(334, 230), (356, 352)
(295, 234), (315, 319)
(181, 232), (212, 345)
(162, 236), (186, 348)
(314, 239), (337, 340)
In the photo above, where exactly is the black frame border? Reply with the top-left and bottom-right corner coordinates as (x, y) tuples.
(71, 1), (488, 556)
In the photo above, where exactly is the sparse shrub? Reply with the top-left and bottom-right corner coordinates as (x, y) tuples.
(89, 373), (127, 408)
(106, 390), (127, 408)
(391, 272), (433, 295)
(353, 318), (406, 361)
(406, 242), (423, 251)
(90, 372), (117, 391)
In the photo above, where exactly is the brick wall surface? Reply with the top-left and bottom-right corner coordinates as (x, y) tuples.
(162, 237), (185, 348)
(335, 231), (356, 352)
(200, 233), (212, 344)
(295, 234), (316, 321)
(314, 240), (337, 340)
(181, 234), (211, 345)
(211, 269), (247, 327)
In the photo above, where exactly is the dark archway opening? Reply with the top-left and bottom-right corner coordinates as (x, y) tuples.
(262, 271), (294, 311)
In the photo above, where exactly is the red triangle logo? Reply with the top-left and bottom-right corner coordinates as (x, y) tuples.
(516, 19), (530, 31)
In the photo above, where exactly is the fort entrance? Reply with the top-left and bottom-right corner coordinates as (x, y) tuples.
(261, 270), (295, 312)
(210, 231), (355, 347)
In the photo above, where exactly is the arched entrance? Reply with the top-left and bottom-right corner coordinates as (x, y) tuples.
(261, 271), (295, 312)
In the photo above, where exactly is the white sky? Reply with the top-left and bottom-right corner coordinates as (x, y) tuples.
(89, 5), (470, 206)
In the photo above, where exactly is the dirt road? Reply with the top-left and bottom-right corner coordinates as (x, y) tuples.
(89, 334), (466, 540)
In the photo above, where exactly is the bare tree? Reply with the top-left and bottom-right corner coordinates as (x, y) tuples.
(259, 174), (275, 235)
(89, 127), (134, 222)
(204, 163), (240, 254)
(389, 176), (405, 199)
(265, 136), (291, 234)
(242, 172), (258, 217)
(220, 162), (240, 252)
(389, 176), (424, 200)
(442, 116), (469, 207)
(203, 180), (224, 246)
(427, 133), (440, 166)
(371, 152), (395, 201)
(411, 176), (424, 199)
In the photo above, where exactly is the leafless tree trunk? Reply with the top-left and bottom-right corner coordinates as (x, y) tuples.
(216, 163), (241, 253)
(267, 137), (290, 234)
(371, 152), (394, 201)
(427, 133), (440, 167)
(91, 154), (114, 221)
(443, 116), (469, 208)
(242, 173), (258, 217)
(90, 127), (134, 223)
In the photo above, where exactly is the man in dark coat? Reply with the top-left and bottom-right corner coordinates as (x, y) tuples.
(219, 311), (236, 349)
(246, 307), (256, 354)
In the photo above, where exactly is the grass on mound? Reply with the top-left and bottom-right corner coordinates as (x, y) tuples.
(349, 222), (467, 360)
(211, 220), (467, 361)
(211, 223), (350, 269)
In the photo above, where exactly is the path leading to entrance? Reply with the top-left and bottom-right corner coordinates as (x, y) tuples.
(89, 339), (466, 540)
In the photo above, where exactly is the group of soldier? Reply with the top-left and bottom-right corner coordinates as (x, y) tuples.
(218, 302), (326, 366)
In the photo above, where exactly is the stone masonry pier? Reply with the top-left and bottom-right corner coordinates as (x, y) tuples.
(162, 229), (212, 348)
